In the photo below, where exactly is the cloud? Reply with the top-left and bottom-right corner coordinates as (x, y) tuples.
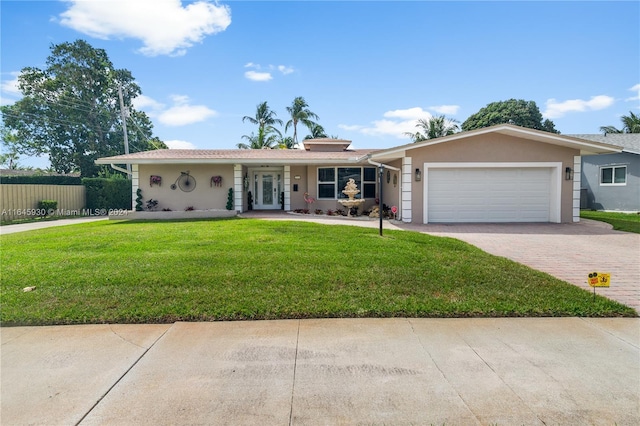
(625, 84), (640, 102)
(0, 71), (21, 105)
(58, 0), (231, 56)
(543, 95), (615, 119)
(1, 72), (20, 96)
(243, 63), (294, 81)
(158, 95), (217, 126)
(244, 70), (272, 82)
(277, 65), (294, 75)
(164, 139), (197, 149)
(429, 104), (460, 115)
(342, 107), (434, 139)
(133, 94), (165, 113)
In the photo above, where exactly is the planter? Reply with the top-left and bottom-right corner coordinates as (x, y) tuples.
(109, 209), (237, 221)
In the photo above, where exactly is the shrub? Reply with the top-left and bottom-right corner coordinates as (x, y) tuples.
(37, 200), (57, 215)
(0, 175), (82, 185)
(314, 209), (323, 215)
(135, 188), (143, 211)
(82, 178), (132, 210)
(226, 188), (234, 210)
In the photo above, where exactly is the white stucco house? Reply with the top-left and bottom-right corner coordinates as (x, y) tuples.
(96, 124), (621, 223)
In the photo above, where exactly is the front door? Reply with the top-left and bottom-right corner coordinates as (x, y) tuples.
(254, 171), (282, 210)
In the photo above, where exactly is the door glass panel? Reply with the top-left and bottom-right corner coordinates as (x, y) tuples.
(263, 175), (273, 204)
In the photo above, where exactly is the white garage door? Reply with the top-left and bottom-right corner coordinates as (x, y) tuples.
(426, 167), (553, 223)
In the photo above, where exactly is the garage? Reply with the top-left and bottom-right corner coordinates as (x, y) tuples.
(424, 163), (561, 223)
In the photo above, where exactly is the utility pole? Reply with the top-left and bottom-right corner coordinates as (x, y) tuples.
(118, 83), (132, 178)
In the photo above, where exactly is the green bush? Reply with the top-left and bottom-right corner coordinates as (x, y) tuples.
(37, 200), (58, 215)
(82, 178), (132, 210)
(0, 175), (82, 185)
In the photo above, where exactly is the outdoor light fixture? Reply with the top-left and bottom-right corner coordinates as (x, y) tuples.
(565, 167), (573, 180)
(415, 168), (422, 181)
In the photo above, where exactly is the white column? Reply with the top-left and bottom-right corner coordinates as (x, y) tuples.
(233, 164), (243, 212)
(401, 157), (412, 222)
(573, 156), (581, 222)
(131, 164), (139, 211)
(284, 166), (291, 211)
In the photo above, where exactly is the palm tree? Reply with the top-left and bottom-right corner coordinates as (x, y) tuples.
(277, 136), (295, 150)
(237, 126), (281, 149)
(242, 101), (283, 136)
(600, 111), (640, 134)
(404, 115), (459, 142)
(304, 123), (328, 140)
(285, 97), (319, 147)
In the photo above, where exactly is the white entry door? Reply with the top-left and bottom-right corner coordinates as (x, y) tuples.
(254, 172), (282, 210)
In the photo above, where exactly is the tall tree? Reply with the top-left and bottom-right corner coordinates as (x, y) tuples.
(285, 96), (319, 146)
(461, 99), (559, 134)
(600, 111), (640, 134)
(304, 123), (328, 140)
(242, 102), (283, 137)
(404, 115), (459, 142)
(0, 39), (164, 176)
(237, 126), (281, 149)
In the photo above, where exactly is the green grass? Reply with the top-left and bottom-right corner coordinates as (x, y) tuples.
(1, 218), (635, 325)
(581, 210), (640, 234)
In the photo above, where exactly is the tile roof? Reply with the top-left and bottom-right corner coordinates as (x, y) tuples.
(95, 149), (378, 164)
(568, 134), (640, 154)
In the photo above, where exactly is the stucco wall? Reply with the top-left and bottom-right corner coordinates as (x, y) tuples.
(581, 152), (640, 211)
(137, 164), (234, 211)
(405, 133), (579, 223)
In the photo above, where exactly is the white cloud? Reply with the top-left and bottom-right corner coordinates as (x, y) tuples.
(158, 95), (217, 126)
(429, 104), (460, 115)
(277, 65), (294, 75)
(164, 139), (197, 149)
(133, 94), (165, 113)
(543, 95), (615, 119)
(345, 107), (434, 139)
(58, 0), (231, 56)
(625, 84), (640, 102)
(1, 72), (20, 96)
(244, 70), (272, 82)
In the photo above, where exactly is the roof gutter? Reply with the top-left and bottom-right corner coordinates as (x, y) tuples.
(109, 163), (133, 176)
(367, 158), (400, 171)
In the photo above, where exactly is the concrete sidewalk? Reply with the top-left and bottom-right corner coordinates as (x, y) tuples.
(2, 318), (639, 425)
(0, 217), (107, 235)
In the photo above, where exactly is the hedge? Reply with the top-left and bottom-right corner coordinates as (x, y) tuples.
(0, 175), (83, 185)
(82, 178), (132, 210)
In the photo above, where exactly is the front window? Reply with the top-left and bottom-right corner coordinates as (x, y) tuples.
(600, 166), (627, 185)
(317, 167), (377, 199)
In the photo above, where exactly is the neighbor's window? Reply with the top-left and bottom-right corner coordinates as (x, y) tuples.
(317, 167), (377, 199)
(600, 166), (627, 185)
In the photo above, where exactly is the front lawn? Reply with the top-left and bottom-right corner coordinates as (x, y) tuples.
(581, 210), (640, 234)
(0, 219), (635, 325)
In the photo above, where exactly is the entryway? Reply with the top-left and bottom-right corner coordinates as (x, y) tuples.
(252, 170), (283, 210)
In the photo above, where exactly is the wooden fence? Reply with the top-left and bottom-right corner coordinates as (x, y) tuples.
(0, 184), (86, 221)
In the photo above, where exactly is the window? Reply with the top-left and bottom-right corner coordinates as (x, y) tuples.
(317, 167), (377, 199)
(600, 166), (627, 185)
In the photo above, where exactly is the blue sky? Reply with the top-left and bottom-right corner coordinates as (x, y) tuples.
(1, 0), (639, 169)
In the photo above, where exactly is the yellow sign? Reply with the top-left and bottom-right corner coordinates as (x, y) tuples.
(588, 272), (611, 287)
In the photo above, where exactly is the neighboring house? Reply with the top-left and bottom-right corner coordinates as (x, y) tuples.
(568, 134), (639, 212)
(96, 124), (620, 223)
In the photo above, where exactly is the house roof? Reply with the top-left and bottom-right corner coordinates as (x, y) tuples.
(94, 148), (377, 165)
(567, 134), (640, 155)
(369, 124), (623, 161)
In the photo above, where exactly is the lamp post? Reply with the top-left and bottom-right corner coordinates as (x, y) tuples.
(378, 166), (384, 236)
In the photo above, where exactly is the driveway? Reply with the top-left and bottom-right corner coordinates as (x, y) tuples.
(394, 219), (640, 313)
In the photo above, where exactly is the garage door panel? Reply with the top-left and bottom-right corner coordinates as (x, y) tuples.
(427, 167), (552, 223)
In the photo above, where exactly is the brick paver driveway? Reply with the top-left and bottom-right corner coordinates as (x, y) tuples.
(397, 219), (639, 313)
